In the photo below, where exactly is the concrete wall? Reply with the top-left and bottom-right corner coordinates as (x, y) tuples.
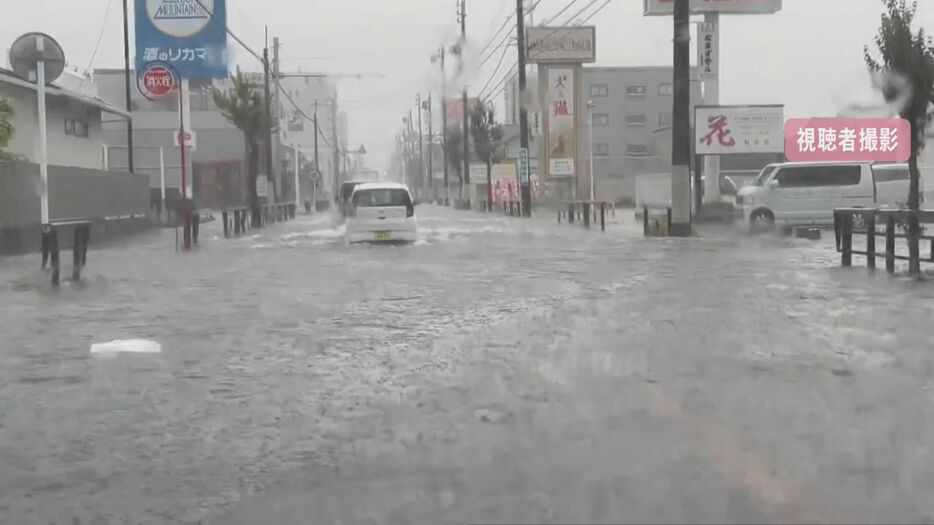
(1, 84), (105, 170)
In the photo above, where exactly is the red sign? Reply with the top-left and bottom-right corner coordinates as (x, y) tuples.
(138, 64), (177, 99)
(784, 118), (911, 163)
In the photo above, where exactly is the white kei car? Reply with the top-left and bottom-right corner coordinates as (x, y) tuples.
(345, 182), (419, 244)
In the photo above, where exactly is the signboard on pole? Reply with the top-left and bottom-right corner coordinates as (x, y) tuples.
(784, 118), (911, 163)
(256, 175), (269, 198)
(519, 148), (532, 187)
(137, 62), (178, 99)
(173, 129), (197, 150)
(695, 105), (784, 155)
(135, 0), (229, 79)
(547, 68), (576, 177)
(526, 26), (596, 64)
(697, 21), (718, 80)
(643, 0), (782, 15)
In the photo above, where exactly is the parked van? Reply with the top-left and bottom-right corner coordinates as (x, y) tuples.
(735, 162), (927, 230)
(736, 162), (875, 229)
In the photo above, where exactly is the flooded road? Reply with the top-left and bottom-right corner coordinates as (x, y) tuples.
(2, 206), (934, 524)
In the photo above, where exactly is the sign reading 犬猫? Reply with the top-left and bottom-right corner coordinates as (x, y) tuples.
(696, 105), (784, 155)
(526, 27), (596, 64)
(643, 0), (782, 15)
(547, 68), (576, 177)
(785, 118), (911, 163)
(135, 0), (228, 79)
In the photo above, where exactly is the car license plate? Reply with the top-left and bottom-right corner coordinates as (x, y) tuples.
(374, 231), (391, 241)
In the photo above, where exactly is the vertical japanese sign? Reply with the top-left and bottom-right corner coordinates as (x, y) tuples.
(518, 148), (530, 184)
(547, 68), (576, 177)
(696, 105), (784, 155)
(697, 21), (718, 80)
(784, 118), (910, 162)
(135, 0), (228, 79)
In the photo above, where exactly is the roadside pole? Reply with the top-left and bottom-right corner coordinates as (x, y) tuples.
(178, 77), (192, 250)
(36, 36), (49, 228)
(588, 99), (595, 203)
(516, 0), (532, 217)
(670, 0), (693, 236)
(121, 0), (135, 173)
(460, 0), (470, 202)
(426, 94), (434, 198)
(293, 145), (300, 210)
(701, 13), (721, 207)
(417, 94), (425, 198)
(263, 29), (274, 205)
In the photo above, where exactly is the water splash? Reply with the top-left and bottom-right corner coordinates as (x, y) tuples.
(90, 339), (162, 357)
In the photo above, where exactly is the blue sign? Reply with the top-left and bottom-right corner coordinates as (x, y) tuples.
(135, 0), (228, 79)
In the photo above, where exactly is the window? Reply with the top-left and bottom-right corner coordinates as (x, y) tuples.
(626, 144), (650, 157)
(593, 113), (609, 127)
(64, 118), (89, 138)
(873, 165), (909, 183)
(774, 165), (861, 187)
(659, 83), (673, 96)
(658, 112), (672, 126)
(593, 143), (610, 157)
(590, 84), (608, 97)
(625, 114), (647, 126)
(352, 188), (413, 207)
(626, 85), (646, 96)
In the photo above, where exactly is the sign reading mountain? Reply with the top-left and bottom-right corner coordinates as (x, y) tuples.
(146, 0), (214, 38)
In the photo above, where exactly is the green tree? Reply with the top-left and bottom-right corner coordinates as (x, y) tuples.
(469, 101), (504, 211)
(864, 0), (934, 275)
(443, 125), (465, 195)
(213, 69), (275, 226)
(0, 97), (22, 161)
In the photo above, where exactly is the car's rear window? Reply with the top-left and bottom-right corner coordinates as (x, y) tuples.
(873, 166), (910, 183)
(352, 188), (412, 207)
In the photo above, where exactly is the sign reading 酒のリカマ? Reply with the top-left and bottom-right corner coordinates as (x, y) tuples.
(784, 118), (911, 163)
(135, 0), (229, 79)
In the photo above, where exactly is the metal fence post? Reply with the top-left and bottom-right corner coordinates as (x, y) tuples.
(866, 212), (876, 269)
(600, 202), (606, 232)
(223, 211), (230, 238)
(568, 203), (575, 224)
(583, 203), (591, 228)
(886, 216), (896, 273)
(841, 213), (853, 267)
(49, 227), (60, 286)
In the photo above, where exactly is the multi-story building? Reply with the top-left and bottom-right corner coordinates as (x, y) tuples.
(502, 66), (701, 204)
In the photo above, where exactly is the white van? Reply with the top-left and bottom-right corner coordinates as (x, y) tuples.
(736, 162), (923, 229)
(736, 162), (875, 229)
(345, 182), (418, 244)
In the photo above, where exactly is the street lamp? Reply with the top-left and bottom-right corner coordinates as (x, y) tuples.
(588, 99), (596, 203)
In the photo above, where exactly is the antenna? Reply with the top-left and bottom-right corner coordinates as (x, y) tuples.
(9, 32), (65, 83)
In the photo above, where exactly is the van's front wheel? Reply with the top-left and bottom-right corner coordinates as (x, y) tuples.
(749, 209), (775, 232)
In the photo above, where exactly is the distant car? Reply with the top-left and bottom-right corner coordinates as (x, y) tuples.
(345, 182), (418, 244)
(337, 181), (371, 220)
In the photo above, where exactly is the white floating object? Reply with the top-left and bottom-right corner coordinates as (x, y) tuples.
(90, 339), (162, 357)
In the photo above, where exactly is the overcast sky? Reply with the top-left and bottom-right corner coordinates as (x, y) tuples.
(2, 0), (932, 167)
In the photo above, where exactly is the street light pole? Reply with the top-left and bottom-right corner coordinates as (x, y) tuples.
(588, 99), (595, 203)
(416, 94), (425, 198)
(459, 0), (470, 200)
(426, 94), (433, 198)
(263, 29), (275, 205)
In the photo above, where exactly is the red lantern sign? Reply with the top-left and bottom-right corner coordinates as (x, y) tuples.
(138, 63), (177, 100)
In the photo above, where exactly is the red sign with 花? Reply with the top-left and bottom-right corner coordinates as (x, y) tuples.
(784, 118), (911, 163)
(138, 64), (177, 99)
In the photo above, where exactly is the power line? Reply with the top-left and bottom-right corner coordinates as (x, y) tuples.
(478, 43), (514, 99)
(475, 0), (542, 71)
(78, 0), (114, 90)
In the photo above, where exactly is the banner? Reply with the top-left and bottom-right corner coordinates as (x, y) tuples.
(644, 0), (782, 15)
(547, 68), (576, 177)
(784, 118), (910, 163)
(136, 0), (229, 79)
(697, 20), (718, 80)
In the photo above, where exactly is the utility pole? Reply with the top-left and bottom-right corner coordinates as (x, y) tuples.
(435, 47), (449, 204)
(313, 100), (320, 171)
(671, 0), (692, 236)
(426, 94), (433, 198)
(331, 98), (340, 193)
(263, 28), (274, 207)
(273, 37), (282, 201)
(516, 0), (532, 217)
(416, 94), (425, 198)
(459, 0), (470, 196)
(121, 0), (134, 173)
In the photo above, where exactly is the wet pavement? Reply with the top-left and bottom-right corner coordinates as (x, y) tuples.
(2, 206), (934, 524)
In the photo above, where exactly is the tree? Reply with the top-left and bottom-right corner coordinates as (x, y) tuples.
(213, 69), (276, 226)
(443, 125), (465, 195)
(865, 0), (934, 275)
(0, 97), (22, 162)
(469, 101), (504, 211)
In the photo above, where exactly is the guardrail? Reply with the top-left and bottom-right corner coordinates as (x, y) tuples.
(41, 220), (92, 286)
(221, 203), (297, 239)
(833, 208), (934, 274)
(556, 201), (615, 232)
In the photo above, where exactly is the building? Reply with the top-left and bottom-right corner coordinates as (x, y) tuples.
(275, 73), (339, 198)
(1, 68), (130, 169)
(502, 66), (702, 204)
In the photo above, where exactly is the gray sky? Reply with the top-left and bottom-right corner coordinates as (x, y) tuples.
(2, 0), (932, 167)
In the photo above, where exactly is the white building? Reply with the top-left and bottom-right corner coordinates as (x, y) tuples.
(1, 68), (130, 170)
